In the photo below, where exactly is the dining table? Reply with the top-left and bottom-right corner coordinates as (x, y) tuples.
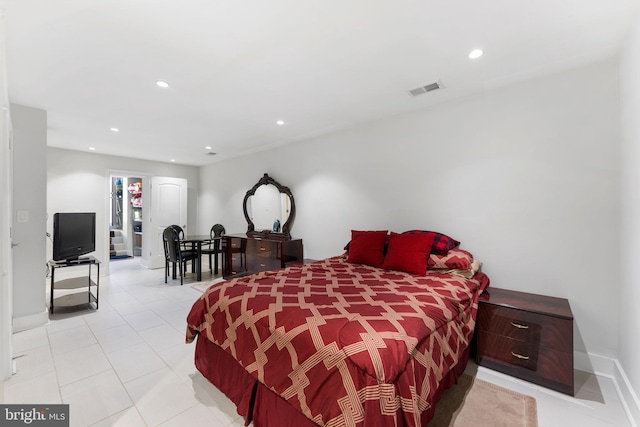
(181, 235), (220, 281)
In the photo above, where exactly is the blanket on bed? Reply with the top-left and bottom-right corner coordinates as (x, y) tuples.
(187, 256), (489, 427)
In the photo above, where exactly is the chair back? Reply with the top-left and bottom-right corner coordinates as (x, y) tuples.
(163, 227), (181, 263)
(162, 231), (170, 261)
(170, 224), (185, 240)
(210, 224), (226, 238)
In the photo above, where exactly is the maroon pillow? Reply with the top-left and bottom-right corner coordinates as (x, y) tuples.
(402, 230), (459, 255)
(381, 232), (435, 275)
(346, 230), (388, 267)
(344, 234), (390, 253)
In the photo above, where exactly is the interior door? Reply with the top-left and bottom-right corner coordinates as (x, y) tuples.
(146, 176), (188, 269)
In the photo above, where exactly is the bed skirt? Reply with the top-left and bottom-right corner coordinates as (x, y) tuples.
(194, 335), (471, 427)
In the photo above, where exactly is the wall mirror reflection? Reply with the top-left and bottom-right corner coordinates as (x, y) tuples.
(243, 174), (295, 240)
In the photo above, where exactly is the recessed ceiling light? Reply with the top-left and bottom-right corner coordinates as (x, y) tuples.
(205, 146), (212, 150)
(156, 80), (169, 88)
(170, 159), (176, 162)
(110, 127), (119, 132)
(89, 147), (96, 151)
(276, 120), (285, 126)
(468, 49), (483, 59)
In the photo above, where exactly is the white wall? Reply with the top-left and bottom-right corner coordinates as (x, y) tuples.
(11, 104), (47, 331)
(200, 58), (620, 360)
(47, 148), (199, 271)
(619, 12), (640, 419)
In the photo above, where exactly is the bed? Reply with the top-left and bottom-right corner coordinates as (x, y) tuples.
(186, 243), (489, 427)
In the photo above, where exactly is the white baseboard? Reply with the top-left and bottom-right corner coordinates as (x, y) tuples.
(614, 359), (640, 427)
(575, 350), (639, 427)
(574, 350), (616, 377)
(139, 258), (162, 270)
(12, 309), (48, 333)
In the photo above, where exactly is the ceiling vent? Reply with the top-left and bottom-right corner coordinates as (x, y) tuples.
(206, 152), (217, 156)
(409, 81), (442, 96)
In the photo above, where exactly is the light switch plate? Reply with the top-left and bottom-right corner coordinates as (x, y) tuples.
(17, 210), (29, 223)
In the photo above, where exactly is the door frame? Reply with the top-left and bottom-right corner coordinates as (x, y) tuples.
(0, 104), (13, 380)
(105, 169), (150, 274)
(1, 11), (14, 380)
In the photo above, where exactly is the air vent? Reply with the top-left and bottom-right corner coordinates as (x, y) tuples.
(409, 81), (442, 96)
(206, 152), (217, 156)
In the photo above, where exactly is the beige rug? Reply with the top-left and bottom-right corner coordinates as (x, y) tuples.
(429, 374), (537, 427)
(190, 277), (225, 293)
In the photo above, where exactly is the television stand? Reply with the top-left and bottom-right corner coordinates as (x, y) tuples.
(48, 256), (100, 313)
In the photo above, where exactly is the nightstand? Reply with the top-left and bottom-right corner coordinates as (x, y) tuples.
(476, 287), (574, 395)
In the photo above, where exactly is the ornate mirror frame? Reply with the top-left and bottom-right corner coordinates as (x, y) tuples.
(243, 173), (296, 240)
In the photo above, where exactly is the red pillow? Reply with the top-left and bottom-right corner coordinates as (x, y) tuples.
(381, 232), (435, 275)
(346, 230), (388, 267)
(402, 230), (459, 255)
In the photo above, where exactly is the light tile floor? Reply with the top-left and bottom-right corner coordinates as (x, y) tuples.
(2, 257), (633, 426)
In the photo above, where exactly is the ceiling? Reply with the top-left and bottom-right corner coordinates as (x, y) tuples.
(1, 1), (638, 166)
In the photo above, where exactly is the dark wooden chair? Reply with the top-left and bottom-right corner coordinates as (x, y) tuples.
(163, 226), (198, 285)
(170, 224), (195, 273)
(170, 224), (185, 240)
(201, 224), (225, 274)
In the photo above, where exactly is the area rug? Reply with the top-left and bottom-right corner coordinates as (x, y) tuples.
(429, 374), (537, 427)
(190, 277), (225, 293)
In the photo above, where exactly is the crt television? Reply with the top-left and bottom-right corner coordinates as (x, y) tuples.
(52, 212), (96, 261)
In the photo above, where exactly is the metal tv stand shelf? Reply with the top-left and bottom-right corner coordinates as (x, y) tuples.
(48, 256), (100, 313)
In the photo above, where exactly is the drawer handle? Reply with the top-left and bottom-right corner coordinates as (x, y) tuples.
(511, 352), (530, 360)
(510, 322), (529, 329)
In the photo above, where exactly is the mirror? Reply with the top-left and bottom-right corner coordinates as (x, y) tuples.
(246, 185), (291, 231)
(243, 174), (296, 239)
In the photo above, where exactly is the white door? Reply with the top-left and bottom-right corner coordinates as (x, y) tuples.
(146, 176), (188, 269)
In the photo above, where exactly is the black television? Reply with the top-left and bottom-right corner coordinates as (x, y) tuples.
(52, 212), (96, 262)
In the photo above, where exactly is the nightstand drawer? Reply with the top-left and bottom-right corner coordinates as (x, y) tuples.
(477, 304), (572, 352)
(476, 331), (539, 370)
(477, 331), (573, 393)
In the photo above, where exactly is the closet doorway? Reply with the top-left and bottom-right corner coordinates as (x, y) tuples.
(109, 175), (145, 267)
(106, 172), (187, 273)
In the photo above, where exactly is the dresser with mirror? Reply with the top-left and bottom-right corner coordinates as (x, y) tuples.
(222, 174), (303, 279)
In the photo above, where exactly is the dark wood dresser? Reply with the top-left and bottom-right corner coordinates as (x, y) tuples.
(222, 234), (303, 279)
(476, 287), (574, 395)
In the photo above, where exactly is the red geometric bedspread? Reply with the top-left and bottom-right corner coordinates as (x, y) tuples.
(186, 256), (489, 427)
